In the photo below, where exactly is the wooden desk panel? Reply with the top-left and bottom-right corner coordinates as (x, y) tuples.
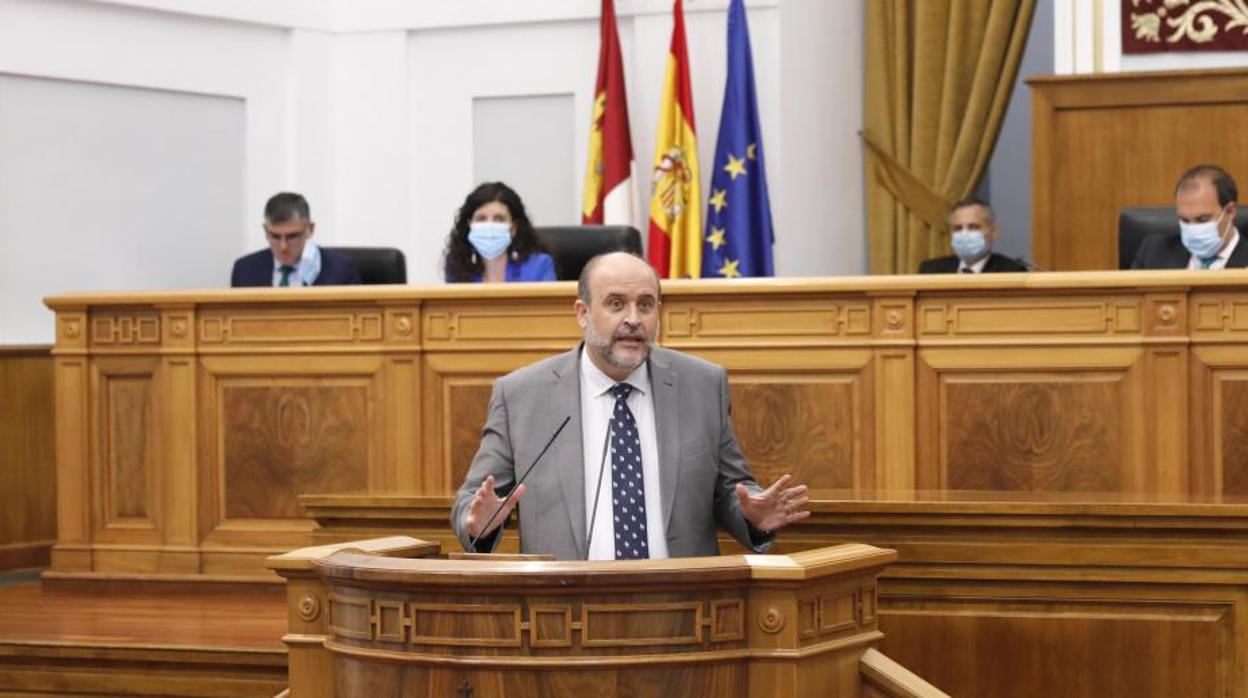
(0, 347), (55, 571)
(40, 272), (1248, 578)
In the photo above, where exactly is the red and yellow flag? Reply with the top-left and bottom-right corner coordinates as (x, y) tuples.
(582, 0), (635, 225)
(646, 0), (701, 279)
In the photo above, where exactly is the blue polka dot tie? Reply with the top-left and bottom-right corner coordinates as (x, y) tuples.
(608, 383), (648, 560)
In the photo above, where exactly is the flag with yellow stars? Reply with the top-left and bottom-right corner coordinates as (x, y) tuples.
(646, 0), (702, 279)
(701, 0), (774, 279)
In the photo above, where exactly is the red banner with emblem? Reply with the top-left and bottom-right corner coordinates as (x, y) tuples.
(1123, 0), (1248, 53)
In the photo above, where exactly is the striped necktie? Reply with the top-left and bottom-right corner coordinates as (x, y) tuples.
(278, 265), (295, 286)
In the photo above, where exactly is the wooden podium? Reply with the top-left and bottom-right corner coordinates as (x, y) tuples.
(268, 537), (944, 698)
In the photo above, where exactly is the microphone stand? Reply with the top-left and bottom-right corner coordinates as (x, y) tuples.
(467, 415), (571, 551)
(583, 421), (613, 559)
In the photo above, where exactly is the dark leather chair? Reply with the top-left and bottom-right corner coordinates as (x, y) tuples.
(534, 225), (644, 281)
(324, 247), (407, 284)
(1118, 206), (1248, 269)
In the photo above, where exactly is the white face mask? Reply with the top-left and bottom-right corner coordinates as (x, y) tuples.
(1179, 207), (1228, 260)
(951, 229), (989, 263)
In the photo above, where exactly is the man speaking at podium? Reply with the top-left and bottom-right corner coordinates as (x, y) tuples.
(451, 252), (810, 560)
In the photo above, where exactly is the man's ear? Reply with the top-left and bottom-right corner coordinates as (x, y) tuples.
(306, 221), (316, 238)
(574, 299), (588, 329)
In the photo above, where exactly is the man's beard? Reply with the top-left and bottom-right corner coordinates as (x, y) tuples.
(586, 323), (651, 373)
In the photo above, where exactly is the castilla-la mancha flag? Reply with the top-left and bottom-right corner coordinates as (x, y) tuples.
(646, 0), (701, 279)
(582, 0), (635, 225)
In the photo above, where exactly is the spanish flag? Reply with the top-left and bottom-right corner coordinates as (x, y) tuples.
(581, 0), (635, 225)
(646, 0), (701, 279)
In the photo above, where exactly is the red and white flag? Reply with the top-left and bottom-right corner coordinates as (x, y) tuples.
(581, 0), (635, 225)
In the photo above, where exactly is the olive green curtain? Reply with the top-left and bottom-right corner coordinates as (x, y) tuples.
(864, 0), (1036, 274)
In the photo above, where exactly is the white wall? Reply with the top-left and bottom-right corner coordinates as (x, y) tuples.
(0, 0), (865, 342)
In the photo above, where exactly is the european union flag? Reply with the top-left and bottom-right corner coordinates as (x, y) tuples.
(701, 0), (774, 278)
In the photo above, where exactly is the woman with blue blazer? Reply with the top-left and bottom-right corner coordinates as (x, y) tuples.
(443, 182), (556, 283)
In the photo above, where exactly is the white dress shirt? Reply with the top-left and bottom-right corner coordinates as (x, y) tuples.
(271, 240), (322, 286)
(958, 254), (990, 274)
(579, 346), (668, 561)
(1186, 230), (1240, 270)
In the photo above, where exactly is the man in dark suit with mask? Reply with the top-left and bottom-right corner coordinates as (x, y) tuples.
(919, 197), (1028, 274)
(1132, 164), (1248, 270)
(231, 192), (361, 287)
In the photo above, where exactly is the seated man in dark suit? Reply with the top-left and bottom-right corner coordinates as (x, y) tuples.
(918, 197), (1027, 274)
(1132, 164), (1246, 270)
(230, 192), (361, 287)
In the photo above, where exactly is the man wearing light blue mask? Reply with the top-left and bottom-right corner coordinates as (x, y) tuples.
(919, 197), (1028, 274)
(1132, 164), (1247, 270)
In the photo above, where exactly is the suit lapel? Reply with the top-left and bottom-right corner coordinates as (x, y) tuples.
(650, 349), (682, 532)
(547, 349), (587, 556)
(1228, 235), (1248, 268)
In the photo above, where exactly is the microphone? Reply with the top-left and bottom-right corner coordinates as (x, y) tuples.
(467, 415), (571, 552)
(583, 420), (614, 559)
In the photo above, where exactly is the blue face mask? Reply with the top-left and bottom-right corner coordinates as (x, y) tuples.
(467, 222), (512, 261)
(951, 229), (989, 264)
(1180, 207), (1228, 259)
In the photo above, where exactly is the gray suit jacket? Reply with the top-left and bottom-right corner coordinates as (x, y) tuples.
(450, 346), (774, 560)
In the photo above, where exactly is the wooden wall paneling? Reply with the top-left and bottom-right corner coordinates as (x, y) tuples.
(872, 295), (916, 492)
(0, 347), (56, 571)
(700, 347), (875, 492)
(915, 290), (1153, 494)
(1192, 346), (1248, 497)
(420, 296), (580, 495)
(879, 579), (1240, 698)
(379, 302), (423, 491)
(916, 346), (1144, 494)
(197, 353), (386, 561)
(159, 305), (200, 571)
(37, 275), (1248, 580)
(1029, 69), (1248, 270)
(89, 356), (161, 550)
(422, 351), (566, 495)
(52, 311), (92, 572)
(1190, 290), (1248, 497)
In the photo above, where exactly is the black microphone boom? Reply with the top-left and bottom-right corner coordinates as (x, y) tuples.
(583, 420), (614, 559)
(467, 415), (572, 552)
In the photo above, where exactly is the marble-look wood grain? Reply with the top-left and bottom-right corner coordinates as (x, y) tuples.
(223, 384), (370, 519)
(943, 378), (1122, 492)
(730, 380), (856, 489)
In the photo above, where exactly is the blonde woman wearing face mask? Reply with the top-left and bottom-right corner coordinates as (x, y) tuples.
(443, 182), (556, 283)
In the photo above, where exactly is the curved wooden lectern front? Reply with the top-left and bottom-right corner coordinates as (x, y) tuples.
(268, 537), (944, 698)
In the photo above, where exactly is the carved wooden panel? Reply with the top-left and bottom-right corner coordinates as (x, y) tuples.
(90, 312), (160, 347)
(324, 590), (746, 652)
(446, 382), (495, 490)
(1192, 294), (1248, 338)
(200, 310), (383, 344)
(941, 376), (1124, 492)
(423, 308), (579, 345)
(1219, 376), (1248, 495)
(221, 382), (370, 519)
(919, 299), (1142, 337)
(881, 597), (1232, 698)
(105, 376), (153, 520)
(730, 378), (857, 489)
(664, 301), (872, 344)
